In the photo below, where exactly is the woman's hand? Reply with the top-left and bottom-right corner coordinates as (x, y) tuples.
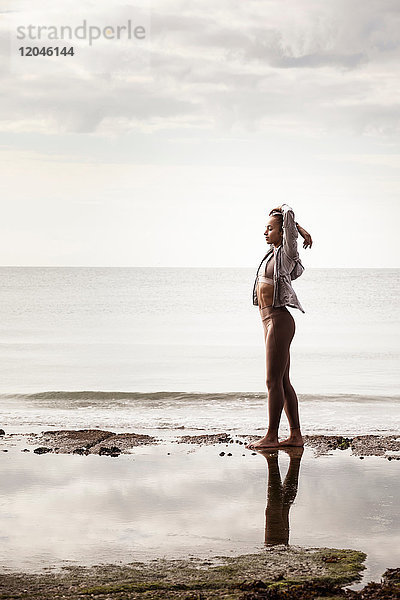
(296, 223), (313, 249)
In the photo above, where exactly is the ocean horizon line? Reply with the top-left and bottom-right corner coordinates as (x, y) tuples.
(0, 265), (399, 270)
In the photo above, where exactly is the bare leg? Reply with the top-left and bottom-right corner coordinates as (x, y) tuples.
(247, 310), (292, 449)
(279, 355), (303, 447)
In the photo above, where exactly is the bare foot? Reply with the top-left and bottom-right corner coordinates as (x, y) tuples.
(246, 435), (280, 450)
(278, 432), (304, 448)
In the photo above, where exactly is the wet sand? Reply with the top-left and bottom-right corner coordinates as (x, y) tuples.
(0, 550), (399, 599)
(1, 429), (400, 458)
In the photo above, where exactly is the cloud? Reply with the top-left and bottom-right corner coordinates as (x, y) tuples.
(1, 0), (400, 137)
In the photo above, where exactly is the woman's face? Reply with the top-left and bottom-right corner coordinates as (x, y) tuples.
(264, 216), (283, 247)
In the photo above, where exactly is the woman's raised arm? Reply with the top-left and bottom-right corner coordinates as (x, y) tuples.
(270, 204), (299, 260)
(296, 223), (313, 249)
(270, 204), (313, 255)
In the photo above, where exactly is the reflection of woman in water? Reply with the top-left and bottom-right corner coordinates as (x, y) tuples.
(247, 205), (312, 450)
(263, 447), (304, 545)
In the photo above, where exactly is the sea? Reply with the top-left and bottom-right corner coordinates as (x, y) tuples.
(0, 266), (399, 436)
(1, 267), (399, 582)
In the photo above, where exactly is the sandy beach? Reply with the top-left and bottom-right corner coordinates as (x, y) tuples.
(3, 548), (398, 600)
(2, 427), (400, 457)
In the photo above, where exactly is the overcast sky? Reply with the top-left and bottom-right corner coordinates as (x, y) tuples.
(1, 0), (400, 267)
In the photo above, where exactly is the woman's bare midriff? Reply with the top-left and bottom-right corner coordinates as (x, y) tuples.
(257, 282), (274, 308)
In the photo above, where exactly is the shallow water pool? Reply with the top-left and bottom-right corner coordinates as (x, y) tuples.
(0, 443), (398, 590)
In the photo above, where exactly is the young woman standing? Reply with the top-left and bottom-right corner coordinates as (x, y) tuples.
(247, 205), (312, 450)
